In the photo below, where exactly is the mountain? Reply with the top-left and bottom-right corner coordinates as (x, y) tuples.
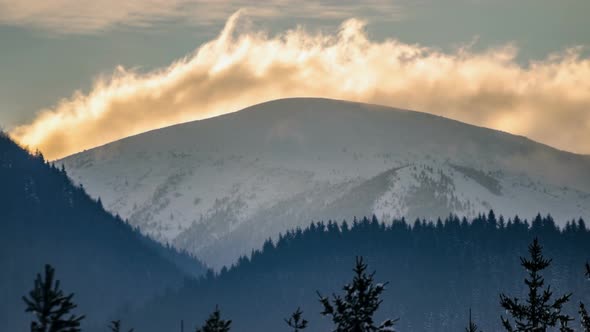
(0, 133), (205, 330)
(58, 98), (590, 268)
(127, 214), (590, 332)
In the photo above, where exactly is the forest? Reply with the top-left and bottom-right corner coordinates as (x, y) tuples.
(0, 133), (205, 330)
(19, 213), (590, 332)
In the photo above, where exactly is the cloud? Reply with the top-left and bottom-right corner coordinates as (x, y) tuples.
(0, 0), (402, 34)
(10, 12), (590, 159)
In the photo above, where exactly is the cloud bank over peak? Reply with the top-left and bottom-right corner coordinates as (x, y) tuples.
(10, 11), (590, 159)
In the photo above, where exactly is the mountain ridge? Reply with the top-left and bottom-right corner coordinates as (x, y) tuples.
(62, 97), (590, 160)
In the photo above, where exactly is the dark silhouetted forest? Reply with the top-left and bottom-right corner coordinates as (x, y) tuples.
(126, 212), (590, 332)
(0, 133), (205, 331)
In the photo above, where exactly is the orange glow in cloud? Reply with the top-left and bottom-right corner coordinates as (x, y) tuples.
(10, 12), (590, 160)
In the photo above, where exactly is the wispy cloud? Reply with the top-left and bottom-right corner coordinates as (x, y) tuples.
(0, 0), (402, 34)
(10, 12), (590, 159)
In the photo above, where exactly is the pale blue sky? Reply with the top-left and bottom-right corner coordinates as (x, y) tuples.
(1, 0), (589, 129)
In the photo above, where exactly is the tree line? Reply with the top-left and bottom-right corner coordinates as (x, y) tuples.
(22, 236), (590, 331)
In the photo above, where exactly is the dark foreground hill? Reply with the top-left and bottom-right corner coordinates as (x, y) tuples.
(127, 213), (590, 332)
(0, 133), (205, 330)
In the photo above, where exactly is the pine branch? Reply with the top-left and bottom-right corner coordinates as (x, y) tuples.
(580, 262), (590, 332)
(464, 309), (483, 332)
(580, 302), (590, 332)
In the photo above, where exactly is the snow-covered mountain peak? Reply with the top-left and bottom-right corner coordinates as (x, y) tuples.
(59, 98), (590, 268)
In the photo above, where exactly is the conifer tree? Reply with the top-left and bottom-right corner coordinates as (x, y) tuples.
(465, 309), (482, 332)
(317, 257), (397, 332)
(580, 262), (590, 332)
(22, 264), (85, 332)
(499, 238), (573, 331)
(285, 307), (308, 332)
(109, 320), (134, 332)
(195, 306), (231, 332)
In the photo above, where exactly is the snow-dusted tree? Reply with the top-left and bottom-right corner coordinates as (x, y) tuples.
(285, 307), (308, 332)
(109, 320), (134, 332)
(317, 257), (398, 332)
(499, 238), (573, 331)
(195, 306), (231, 332)
(22, 264), (85, 332)
(465, 309), (482, 332)
(580, 262), (590, 332)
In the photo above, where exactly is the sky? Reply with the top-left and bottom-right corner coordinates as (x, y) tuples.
(1, 0), (590, 159)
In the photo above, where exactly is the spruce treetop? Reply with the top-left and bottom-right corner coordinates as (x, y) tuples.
(109, 320), (134, 332)
(318, 257), (397, 332)
(196, 306), (231, 332)
(500, 238), (573, 332)
(23, 264), (85, 332)
(285, 307), (308, 332)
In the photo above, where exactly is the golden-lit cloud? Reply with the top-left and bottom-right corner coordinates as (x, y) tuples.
(10, 12), (590, 159)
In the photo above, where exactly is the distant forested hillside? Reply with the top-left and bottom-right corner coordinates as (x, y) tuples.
(0, 133), (205, 331)
(128, 212), (590, 332)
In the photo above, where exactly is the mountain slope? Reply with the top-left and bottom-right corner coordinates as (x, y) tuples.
(58, 98), (590, 268)
(0, 133), (205, 330)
